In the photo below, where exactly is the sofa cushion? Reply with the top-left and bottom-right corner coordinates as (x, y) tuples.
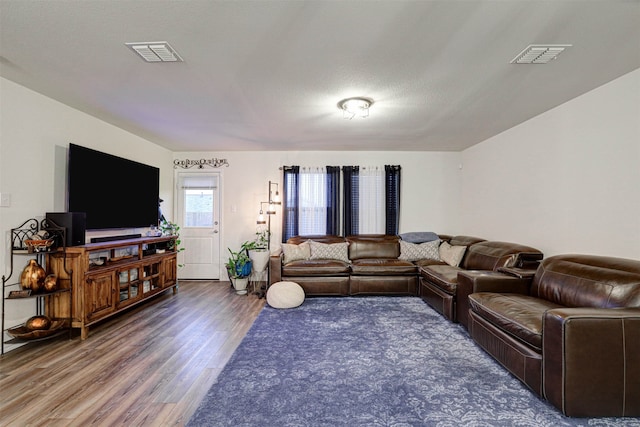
(461, 241), (543, 271)
(439, 241), (467, 267)
(309, 240), (350, 263)
(282, 241), (311, 264)
(398, 239), (441, 262)
(287, 235), (345, 245)
(282, 259), (350, 276)
(414, 258), (447, 268)
(351, 259), (417, 276)
(347, 235), (400, 260)
(469, 292), (564, 351)
(531, 254), (640, 308)
(448, 235), (486, 247)
(420, 264), (461, 294)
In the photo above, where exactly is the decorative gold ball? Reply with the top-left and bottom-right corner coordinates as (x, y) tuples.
(43, 274), (58, 292)
(20, 259), (46, 292)
(26, 316), (52, 331)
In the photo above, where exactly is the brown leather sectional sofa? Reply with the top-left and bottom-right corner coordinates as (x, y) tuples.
(270, 234), (419, 296)
(270, 234), (542, 300)
(465, 254), (640, 417)
(270, 235), (640, 417)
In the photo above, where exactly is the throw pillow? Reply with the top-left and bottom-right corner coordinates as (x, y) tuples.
(281, 241), (311, 264)
(309, 240), (350, 263)
(399, 231), (440, 243)
(399, 239), (441, 261)
(439, 241), (467, 267)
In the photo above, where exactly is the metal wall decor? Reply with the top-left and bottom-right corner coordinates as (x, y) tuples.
(173, 158), (229, 169)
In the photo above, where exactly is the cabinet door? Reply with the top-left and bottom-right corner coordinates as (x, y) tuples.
(85, 271), (115, 322)
(141, 261), (162, 295)
(116, 267), (141, 308)
(163, 254), (177, 287)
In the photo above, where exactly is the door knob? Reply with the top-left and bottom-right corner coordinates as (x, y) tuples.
(213, 230), (219, 234)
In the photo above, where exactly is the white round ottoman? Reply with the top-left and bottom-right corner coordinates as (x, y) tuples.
(267, 281), (305, 309)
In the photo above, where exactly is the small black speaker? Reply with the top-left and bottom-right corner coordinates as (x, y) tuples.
(46, 212), (86, 247)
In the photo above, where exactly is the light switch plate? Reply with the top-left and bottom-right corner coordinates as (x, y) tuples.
(0, 193), (11, 207)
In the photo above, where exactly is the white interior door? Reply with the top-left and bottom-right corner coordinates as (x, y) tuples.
(176, 172), (221, 279)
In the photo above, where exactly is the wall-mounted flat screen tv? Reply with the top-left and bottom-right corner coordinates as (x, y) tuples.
(68, 143), (160, 230)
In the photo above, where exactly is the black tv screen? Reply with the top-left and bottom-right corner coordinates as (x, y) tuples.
(68, 144), (160, 230)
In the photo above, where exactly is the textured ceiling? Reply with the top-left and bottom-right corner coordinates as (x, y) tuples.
(1, 0), (639, 152)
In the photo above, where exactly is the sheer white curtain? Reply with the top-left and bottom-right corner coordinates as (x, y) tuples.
(299, 167), (327, 235)
(358, 166), (385, 234)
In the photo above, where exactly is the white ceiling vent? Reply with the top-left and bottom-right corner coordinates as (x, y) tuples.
(125, 42), (183, 62)
(511, 44), (572, 64)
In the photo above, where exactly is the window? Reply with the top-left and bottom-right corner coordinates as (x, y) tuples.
(282, 165), (400, 241)
(343, 165), (401, 236)
(282, 166), (340, 242)
(299, 168), (328, 235)
(358, 166), (385, 233)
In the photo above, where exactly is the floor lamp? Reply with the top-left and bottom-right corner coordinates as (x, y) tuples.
(254, 180), (280, 297)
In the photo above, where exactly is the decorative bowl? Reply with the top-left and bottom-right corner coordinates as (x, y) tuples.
(24, 239), (54, 253)
(7, 320), (65, 340)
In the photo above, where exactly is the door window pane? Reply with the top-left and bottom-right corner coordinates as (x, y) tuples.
(185, 189), (213, 227)
(180, 175), (217, 228)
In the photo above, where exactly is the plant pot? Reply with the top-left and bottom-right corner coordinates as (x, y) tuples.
(248, 249), (269, 273)
(236, 260), (252, 277)
(231, 277), (249, 295)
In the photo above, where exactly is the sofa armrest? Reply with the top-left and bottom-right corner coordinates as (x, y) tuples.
(269, 249), (283, 284)
(543, 308), (640, 417)
(456, 270), (532, 328)
(497, 266), (537, 279)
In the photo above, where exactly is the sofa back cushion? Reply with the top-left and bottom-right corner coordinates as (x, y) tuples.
(461, 241), (543, 270)
(531, 254), (640, 308)
(287, 235), (345, 245)
(448, 235), (486, 247)
(347, 235), (400, 260)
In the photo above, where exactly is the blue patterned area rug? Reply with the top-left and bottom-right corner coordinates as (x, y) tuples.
(188, 297), (638, 426)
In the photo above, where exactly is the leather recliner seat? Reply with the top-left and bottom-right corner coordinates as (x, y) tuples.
(466, 254), (640, 417)
(420, 238), (543, 324)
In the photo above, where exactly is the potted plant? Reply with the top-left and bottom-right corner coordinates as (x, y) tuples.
(226, 247), (252, 295)
(242, 230), (270, 273)
(159, 219), (185, 267)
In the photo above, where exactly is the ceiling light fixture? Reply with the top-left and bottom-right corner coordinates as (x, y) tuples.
(125, 41), (183, 63)
(511, 44), (572, 64)
(338, 97), (373, 119)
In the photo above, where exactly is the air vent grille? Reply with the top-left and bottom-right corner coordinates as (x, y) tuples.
(511, 44), (571, 64)
(125, 42), (183, 62)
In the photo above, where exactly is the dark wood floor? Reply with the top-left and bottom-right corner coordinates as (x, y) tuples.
(0, 281), (265, 426)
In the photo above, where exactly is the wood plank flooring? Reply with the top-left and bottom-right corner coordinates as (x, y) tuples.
(0, 281), (265, 426)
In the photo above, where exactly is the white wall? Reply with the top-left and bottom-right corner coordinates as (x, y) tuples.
(174, 151), (460, 278)
(172, 151), (463, 277)
(460, 68), (640, 258)
(0, 77), (173, 351)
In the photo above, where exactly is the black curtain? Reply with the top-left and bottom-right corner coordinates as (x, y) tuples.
(325, 166), (340, 236)
(282, 165), (340, 241)
(385, 165), (401, 235)
(342, 166), (359, 236)
(282, 166), (299, 242)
